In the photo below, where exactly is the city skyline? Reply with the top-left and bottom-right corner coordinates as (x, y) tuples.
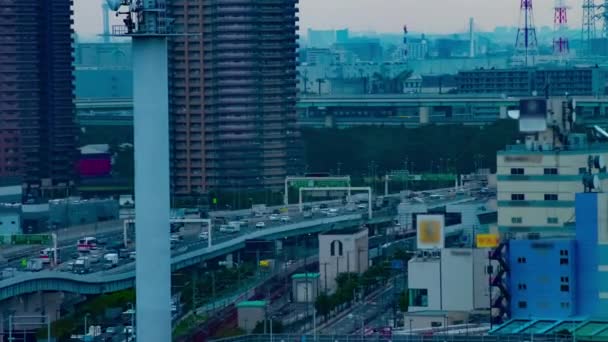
(75, 0), (585, 38)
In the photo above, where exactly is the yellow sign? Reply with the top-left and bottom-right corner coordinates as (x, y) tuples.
(476, 234), (500, 248)
(259, 260), (270, 267)
(416, 214), (445, 249)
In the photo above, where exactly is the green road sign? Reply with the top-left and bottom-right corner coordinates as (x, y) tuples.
(289, 179), (349, 189)
(0, 234), (52, 245)
(420, 173), (456, 181)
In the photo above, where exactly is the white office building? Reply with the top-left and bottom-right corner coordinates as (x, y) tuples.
(318, 227), (369, 293)
(407, 248), (489, 313)
(497, 133), (608, 238)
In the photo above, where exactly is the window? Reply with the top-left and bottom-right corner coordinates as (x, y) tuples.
(512, 217), (523, 224)
(511, 194), (525, 201)
(544, 168), (558, 175)
(518, 301), (527, 308)
(561, 284), (570, 292)
(544, 194), (558, 201)
(408, 289), (429, 307)
(560, 249), (569, 256)
(547, 217), (559, 224)
(330, 240), (343, 256)
(517, 257), (527, 263)
(560, 277), (569, 282)
(518, 283), (527, 290)
(510, 168), (525, 175)
(561, 302), (571, 309)
(560, 258), (569, 265)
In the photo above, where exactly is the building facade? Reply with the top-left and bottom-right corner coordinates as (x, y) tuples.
(407, 248), (489, 313)
(318, 227), (369, 293)
(457, 67), (607, 96)
(509, 239), (577, 318)
(506, 192), (608, 320)
(167, 0), (302, 194)
(0, 0), (76, 188)
(496, 135), (608, 237)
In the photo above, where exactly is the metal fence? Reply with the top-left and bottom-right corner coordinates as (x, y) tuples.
(210, 334), (576, 342)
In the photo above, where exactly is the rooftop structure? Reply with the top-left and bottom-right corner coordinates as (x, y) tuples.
(456, 66), (608, 96)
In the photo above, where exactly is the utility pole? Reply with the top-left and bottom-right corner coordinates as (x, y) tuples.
(192, 270), (198, 309)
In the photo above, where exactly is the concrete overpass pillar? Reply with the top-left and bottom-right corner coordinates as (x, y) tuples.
(225, 253), (234, 268)
(275, 239), (283, 255)
(324, 114), (334, 128)
(419, 106), (430, 124)
(499, 105), (508, 119)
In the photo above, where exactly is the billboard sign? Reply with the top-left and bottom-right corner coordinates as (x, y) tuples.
(476, 233), (500, 248)
(519, 98), (547, 132)
(416, 214), (444, 249)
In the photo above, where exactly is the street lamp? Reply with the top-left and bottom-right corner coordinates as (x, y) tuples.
(409, 318), (413, 336)
(270, 315), (276, 342)
(126, 303), (135, 340)
(83, 313), (90, 337)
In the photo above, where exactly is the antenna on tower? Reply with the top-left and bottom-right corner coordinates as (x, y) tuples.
(402, 25), (408, 62)
(553, 0), (570, 59)
(514, 0), (538, 67)
(581, 0), (597, 55)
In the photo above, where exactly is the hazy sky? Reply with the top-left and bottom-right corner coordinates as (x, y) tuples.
(75, 0), (584, 38)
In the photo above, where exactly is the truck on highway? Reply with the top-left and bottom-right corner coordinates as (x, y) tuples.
(73, 256), (91, 274)
(252, 204), (267, 217)
(103, 253), (119, 268)
(26, 259), (44, 272)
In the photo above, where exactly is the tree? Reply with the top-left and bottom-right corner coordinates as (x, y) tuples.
(398, 290), (409, 313)
(315, 293), (333, 319)
(394, 248), (413, 263)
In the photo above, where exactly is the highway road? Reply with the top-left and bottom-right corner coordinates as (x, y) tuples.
(1, 184), (483, 276)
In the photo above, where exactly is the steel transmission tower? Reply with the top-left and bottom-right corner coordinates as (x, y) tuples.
(601, 0), (608, 38)
(514, 0), (538, 66)
(553, 0), (570, 58)
(582, 0), (597, 54)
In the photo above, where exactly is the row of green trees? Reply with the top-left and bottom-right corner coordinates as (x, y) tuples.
(302, 120), (520, 176)
(314, 262), (391, 319)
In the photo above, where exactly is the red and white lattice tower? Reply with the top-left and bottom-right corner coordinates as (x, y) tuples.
(553, 0), (570, 57)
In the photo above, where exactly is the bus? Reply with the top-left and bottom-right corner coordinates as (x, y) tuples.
(77, 237), (98, 252)
(39, 248), (61, 264)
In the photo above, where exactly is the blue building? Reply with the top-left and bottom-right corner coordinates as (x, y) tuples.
(509, 239), (576, 318)
(508, 192), (608, 320)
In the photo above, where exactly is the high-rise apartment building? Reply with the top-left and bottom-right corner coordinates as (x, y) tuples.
(0, 0), (76, 189)
(167, 0), (302, 194)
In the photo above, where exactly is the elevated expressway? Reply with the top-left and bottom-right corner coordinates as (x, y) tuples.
(0, 192), (476, 301)
(0, 214), (364, 301)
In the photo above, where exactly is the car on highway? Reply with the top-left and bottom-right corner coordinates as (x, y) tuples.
(269, 214), (279, 221)
(280, 215), (290, 222)
(199, 231), (209, 240)
(129, 252), (136, 260)
(326, 208), (339, 216)
(357, 203), (368, 210)
(219, 225), (240, 233)
(105, 326), (117, 334)
(170, 234), (182, 242)
(255, 221), (266, 229)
